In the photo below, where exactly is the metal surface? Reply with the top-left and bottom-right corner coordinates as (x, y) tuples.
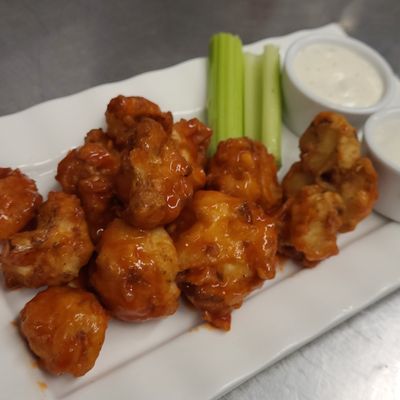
(1, 1), (400, 399)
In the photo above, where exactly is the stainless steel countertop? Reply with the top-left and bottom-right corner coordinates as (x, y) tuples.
(1, 1), (400, 399)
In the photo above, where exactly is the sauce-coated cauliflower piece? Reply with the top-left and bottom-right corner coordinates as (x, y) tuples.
(56, 129), (121, 242)
(279, 185), (344, 267)
(90, 219), (180, 321)
(173, 190), (278, 330)
(1, 192), (94, 288)
(207, 137), (282, 214)
(0, 168), (42, 240)
(280, 112), (378, 267)
(20, 286), (108, 377)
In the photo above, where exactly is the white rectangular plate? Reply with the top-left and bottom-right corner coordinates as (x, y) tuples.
(1, 24), (400, 400)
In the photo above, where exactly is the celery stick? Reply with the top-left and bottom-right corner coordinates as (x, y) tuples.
(244, 52), (262, 140)
(208, 34), (219, 153)
(261, 44), (282, 166)
(207, 33), (244, 153)
(230, 36), (244, 139)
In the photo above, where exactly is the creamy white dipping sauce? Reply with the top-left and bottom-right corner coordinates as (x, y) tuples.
(373, 116), (400, 166)
(293, 43), (384, 108)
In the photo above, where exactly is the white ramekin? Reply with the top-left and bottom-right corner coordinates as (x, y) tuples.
(364, 107), (400, 222)
(282, 34), (395, 136)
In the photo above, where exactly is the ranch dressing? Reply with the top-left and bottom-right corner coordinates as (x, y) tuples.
(293, 43), (384, 108)
(373, 116), (400, 167)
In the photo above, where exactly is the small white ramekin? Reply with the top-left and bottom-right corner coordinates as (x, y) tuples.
(282, 34), (395, 136)
(364, 108), (400, 222)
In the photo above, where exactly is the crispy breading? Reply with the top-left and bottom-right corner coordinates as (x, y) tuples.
(300, 112), (360, 179)
(174, 191), (277, 330)
(280, 112), (378, 266)
(279, 185), (344, 267)
(1, 192), (94, 288)
(336, 157), (378, 232)
(56, 129), (121, 242)
(105, 96), (212, 229)
(20, 287), (108, 377)
(0, 168), (42, 240)
(90, 219), (180, 321)
(282, 161), (315, 199)
(105, 95), (173, 148)
(207, 137), (282, 214)
(115, 118), (194, 228)
(171, 118), (212, 190)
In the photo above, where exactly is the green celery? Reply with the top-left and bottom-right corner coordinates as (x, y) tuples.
(207, 33), (244, 153)
(244, 52), (263, 140)
(261, 44), (282, 166)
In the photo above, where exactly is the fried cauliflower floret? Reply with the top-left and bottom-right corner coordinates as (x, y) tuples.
(115, 118), (194, 229)
(171, 118), (212, 190)
(336, 158), (378, 232)
(279, 185), (344, 267)
(105, 95), (173, 148)
(90, 219), (180, 321)
(281, 113), (378, 267)
(20, 286), (108, 377)
(299, 112), (360, 180)
(0, 168), (42, 240)
(174, 191), (277, 330)
(56, 129), (121, 242)
(106, 96), (212, 229)
(1, 192), (94, 288)
(207, 138), (282, 214)
(282, 161), (315, 198)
